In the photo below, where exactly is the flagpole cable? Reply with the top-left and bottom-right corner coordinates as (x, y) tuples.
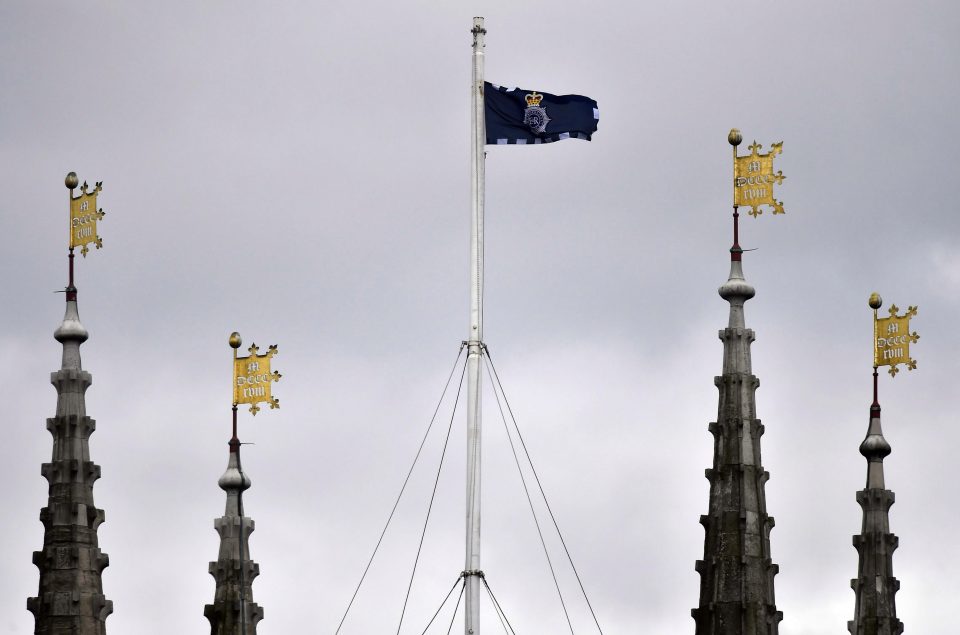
(417, 575), (467, 635)
(485, 349), (605, 634)
(485, 577), (512, 635)
(445, 583), (466, 635)
(396, 358), (469, 635)
(334, 344), (466, 634)
(482, 577), (518, 635)
(483, 354), (574, 634)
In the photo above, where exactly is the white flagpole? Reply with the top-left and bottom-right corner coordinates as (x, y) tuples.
(465, 15), (486, 635)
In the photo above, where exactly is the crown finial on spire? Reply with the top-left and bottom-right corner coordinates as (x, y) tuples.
(859, 425), (892, 463)
(218, 439), (252, 495)
(53, 298), (89, 345)
(718, 221), (755, 331)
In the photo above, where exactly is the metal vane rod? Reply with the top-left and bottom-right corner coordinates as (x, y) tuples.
(67, 250), (75, 291)
(871, 294), (881, 410)
(230, 334), (248, 635)
(466, 15), (486, 635)
(66, 172), (79, 300)
(729, 128), (743, 263)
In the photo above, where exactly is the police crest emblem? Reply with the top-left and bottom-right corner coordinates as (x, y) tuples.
(523, 91), (551, 134)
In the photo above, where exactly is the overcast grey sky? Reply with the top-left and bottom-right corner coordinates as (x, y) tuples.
(2, 1), (959, 633)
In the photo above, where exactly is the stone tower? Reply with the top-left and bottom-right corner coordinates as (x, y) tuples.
(28, 256), (113, 633)
(692, 208), (782, 634)
(848, 370), (902, 635)
(204, 423), (263, 634)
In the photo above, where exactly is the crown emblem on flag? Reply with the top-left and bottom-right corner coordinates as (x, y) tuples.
(523, 91), (551, 134)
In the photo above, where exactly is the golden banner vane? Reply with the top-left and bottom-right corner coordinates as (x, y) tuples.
(67, 176), (105, 256)
(230, 332), (281, 414)
(870, 293), (919, 376)
(732, 134), (785, 217)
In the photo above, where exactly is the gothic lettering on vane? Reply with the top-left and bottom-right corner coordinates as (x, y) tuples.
(69, 181), (105, 256)
(734, 141), (786, 217)
(233, 343), (281, 414)
(874, 304), (919, 376)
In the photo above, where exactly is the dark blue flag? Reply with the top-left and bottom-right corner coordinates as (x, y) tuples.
(484, 81), (598, 145)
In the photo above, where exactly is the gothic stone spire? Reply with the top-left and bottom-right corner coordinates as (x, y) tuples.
(204, 434), (263, 634)
(28, 285), (113, 633)
(692, 242), (782, 634)
(848, 376), (902, 635)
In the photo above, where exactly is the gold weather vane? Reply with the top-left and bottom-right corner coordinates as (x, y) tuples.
(870, 293), (920, 376)
(68, 177), (105, 256)
(231, 332), (282, 414)
(732, 134), (786, 217)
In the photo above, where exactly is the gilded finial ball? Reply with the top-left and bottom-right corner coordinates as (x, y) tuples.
(65, 172), (79, 189)
(229, 332), (242, 349)
(868, 293), (883, 310)
(728, 129), (742, 147)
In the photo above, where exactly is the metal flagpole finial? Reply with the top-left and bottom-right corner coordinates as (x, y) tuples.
(472, 17), (486, 48)
(472, 17), (486, 53)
